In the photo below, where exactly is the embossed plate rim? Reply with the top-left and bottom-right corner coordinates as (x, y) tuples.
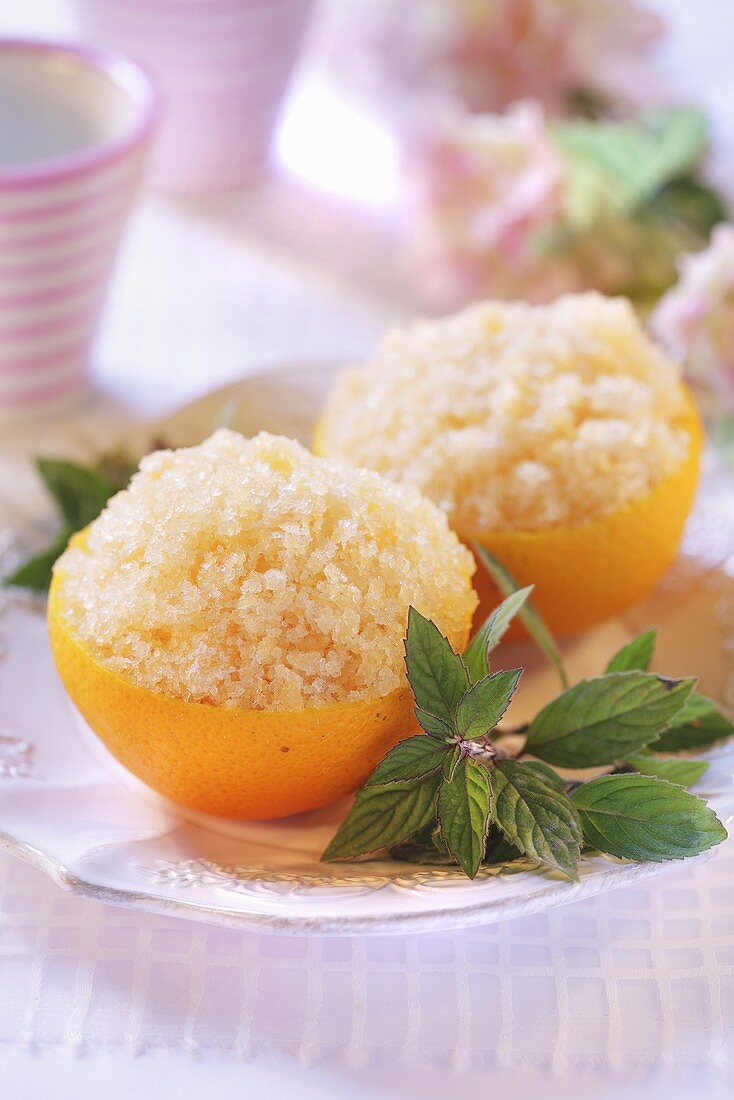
(1, 360), (733, 935)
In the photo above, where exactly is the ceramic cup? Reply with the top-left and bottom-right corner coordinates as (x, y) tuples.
(0, 40), (157, 416)
(73, 0), (313, 194)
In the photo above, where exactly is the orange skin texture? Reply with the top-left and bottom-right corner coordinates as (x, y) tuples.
(468, 384), (703, 637)
(48, 547), (470, 820)
(315, 382), (703, 639)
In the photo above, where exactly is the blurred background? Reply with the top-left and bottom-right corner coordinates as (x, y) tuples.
(1, 0), (733, 419)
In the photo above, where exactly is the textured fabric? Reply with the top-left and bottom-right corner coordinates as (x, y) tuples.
(0, 843), (733, 1072)
(2, 4), (734, 1084)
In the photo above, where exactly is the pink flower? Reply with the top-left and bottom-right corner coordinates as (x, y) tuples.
(650, 224), (734, 403)
(435, 0), (578, 114)
(404, 102), (577, 306)
(313, 0), (665, 119)
(566, 0), (666, 110)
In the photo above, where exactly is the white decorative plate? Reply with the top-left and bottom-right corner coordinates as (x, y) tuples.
(1, 363), (733, 935)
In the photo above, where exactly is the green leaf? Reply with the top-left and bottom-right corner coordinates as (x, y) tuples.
(652, 693), (734, 752)
(522, 761), (567, 791)
(647, 177), (726, 242)
(625, 751), (709, 787)
(364, 736), (449, 787)
(489, 759), (582, 880)
(415, 708), (455, 740)
(442, 744), (461, 781)
(526, 673), (696, 768)
(322, 773), (441, 861)
(471, 544), (568, 689)
(93, 452), (138, 492)
(396, 821), (524, 867)
(572, 774), (727, 862)
(36, 457), (114, 530)
(7, 456), (121, 593)
(552, 107), (709, 230)
(483, 827), (524, 865)
(404, 607), (469, 734)
(463, 587), (533, 682)
(390, 825), (454, 866)
(3, 528), (72, 592)
(456, 668), (522, 740)
(216, 399), (240, 431)
(605, 629), (656, 673)
(436, 757), (491, 878)
(675, 692), (722, 722)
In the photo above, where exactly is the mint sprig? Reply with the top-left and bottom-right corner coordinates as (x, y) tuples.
(463, 585), (532, 682)
(4, 455), (136, 592)
(552, 107), (709, 232)
(321, 773), (442, 862)
(605, 629), (657, 673)
(542, 107), (727, 302)
(472, 544), (568, 688)
(6, 416), (238, 594)
(323, 579), (730, 880)
(456, 669), (521, 740)
(525, 673), (696, 768)
(623, 751), (709, 788)
(364, 737), (447, 787)
(437, 757), (491, 878)
(405, 608), (469, 733)
(652, 693), (734, 752)
(572, 775), (726, 862)
(490, 759), (583, 881)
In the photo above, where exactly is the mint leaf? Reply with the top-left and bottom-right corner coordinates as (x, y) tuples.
(322, 773), (441, 861)
(463, 587), (533, 682)
(483, 827), (524, 865)
(489, 759), (582, 880)
(552, 107), (709, 230)
(36, 457), (114, 530)
(415, 708), (454, 740)
(522, 760), (566, 791)
(456, 668), (522, 740)
(391, 825), (454, 866)
(436, 757), (491, 878)
(652, 694), (734, 752)
(625, 751), (709, 787)
(404, 607), (469, 734)
(676, 692), (726, 723)
(3, 528), (72, 592)
(94, 452), (137, 492)
(442, 744), (461, 781)
(605, 629), (656, 673)
(572, 774), (727, 861)
(526, 673), (696, 768)
(647, 176), (726, 242)
(7, 456), (120, 593)
(365, 736), (449, 787)
(472, 544), (568, 689)
(216, 398), (240, 431)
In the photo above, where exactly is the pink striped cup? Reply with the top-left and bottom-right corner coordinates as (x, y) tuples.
(0, 40), (157, 416)
(73, 0), (312, 194)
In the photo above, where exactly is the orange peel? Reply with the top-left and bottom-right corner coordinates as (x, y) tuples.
(315, 383), (702, 638)
(467, 384), (703, 636)
(49, 536), (471, 819)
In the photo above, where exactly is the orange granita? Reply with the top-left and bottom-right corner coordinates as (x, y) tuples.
(54, 430), (476, 709)
(315, 293), (703, 635)
(48, 431), (476, 818)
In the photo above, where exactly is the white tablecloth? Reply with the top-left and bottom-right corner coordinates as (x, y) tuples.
(2, 839), (734, 1082)
(3, 1), (734, 1096)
